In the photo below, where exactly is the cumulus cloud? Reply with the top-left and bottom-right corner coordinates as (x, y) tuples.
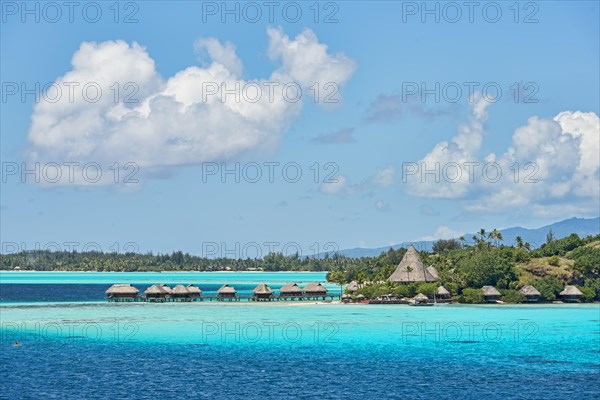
(26, 28), (355, 185)
(403, 98), (599, 217)
(421, 226), (464, 241)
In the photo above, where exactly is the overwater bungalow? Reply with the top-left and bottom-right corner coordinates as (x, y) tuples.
(389, 245), (439, 283)
(559, 285), (583, 302)
(482, 286), (501, 302)
(106, 284), (139, 302)
(520, 285), (542, 302)
(217, 284), (238, 301)
(252, 283), (274, 301)
(303, 282), (328, 300)
(171, 284), (191, 301)
(186, 284), (202, 300)
(435, 286), (451, 302)
(279, 283), (303, 300)
(145, 284), (170, 301)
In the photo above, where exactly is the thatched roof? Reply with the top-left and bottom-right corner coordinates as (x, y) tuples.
(560, 285), (583, 296)
(159, 284), (172, 294)
(436, 286), (450, 296)
(482, 285), (501, 296)
(414, 293), (429, 301)
(389, 246), (438, 282)
(346, 281), (359, 291)
(482, 286), (501, 296)
(279, 283), (303, 294)
(186, 284), (202, 294)
(427, 266), (440, 280)
(171, 284), (189, 295)
(252, 283), (274, 295)
(356, 294), (365, 299)
(106, 284), (139, 295)
(217, 284), (237, 295)
(304, 282), (328, 293)
(145, 284), (169, 295)
(520, 285), (541, 296)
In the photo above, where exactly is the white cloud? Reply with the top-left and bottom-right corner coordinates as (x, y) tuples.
(373, 165), (395, 187)
(404, 95), (490, 198)
(267, 27), (356, 88)
(319, 164), (396, 196)
(320, 176), (350, 195)
(421, 226), (464, 241)
(26, 28), (355, 185)
(404, 98), (599, 218)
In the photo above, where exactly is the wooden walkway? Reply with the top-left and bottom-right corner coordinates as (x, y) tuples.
(107, 294), (341, 303)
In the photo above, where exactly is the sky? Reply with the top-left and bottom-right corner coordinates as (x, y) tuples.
(1, 1), (599, 258)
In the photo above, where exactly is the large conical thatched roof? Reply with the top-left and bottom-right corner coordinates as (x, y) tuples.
(482, 286), (501, 296)
(436, 286), (450, 296)
(186, 284), (202, 294)
(218, 284), (237, 294)
(106, 284), (139, 295)
(520, 285), (541, 296)
(279, 283), (303, 294)
(304, 282), (328, 293)
(346, 281), (359, 291)
(253, 283), (274, 294)
(389, 246), (438, 282)
(171, 284), (190, 295)
(560, 285), (583, 296)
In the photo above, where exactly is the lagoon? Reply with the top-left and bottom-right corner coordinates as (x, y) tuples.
(1, 272), (599, 399)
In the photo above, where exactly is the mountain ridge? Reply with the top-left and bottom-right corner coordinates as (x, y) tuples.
(322, 217), (600, 258)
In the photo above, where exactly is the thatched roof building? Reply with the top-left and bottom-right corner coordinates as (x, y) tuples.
(106, 284), (139, 298)
(304, 282), (328, 295)
(520, 285), (541, 301)
(427, 266), (440, 280)
(414, 293), (429, 303)
(252, 283), (274, 300)
(217, 284), (237, 297)
(145, 284), (170, 298)
(436, 286), (451, 298)
(389, 246), (438, 282)
(186, 284), (202, 297)
(482, 285), (501, 302)
(279, 283), (303, 296)
(171, 284), (190, 297)
(159, 284), (172, 294)
(560, 285), (583, 302)
(346, 281), (359, 292)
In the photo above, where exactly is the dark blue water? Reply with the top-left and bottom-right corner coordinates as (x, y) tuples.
(1, 339), (598, 399)
(0, 284), (260, 303)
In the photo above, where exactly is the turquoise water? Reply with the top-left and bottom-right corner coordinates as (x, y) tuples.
(1, 273), (599, 398)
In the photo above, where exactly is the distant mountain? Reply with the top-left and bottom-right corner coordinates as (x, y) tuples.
(321, 217), (600, 258)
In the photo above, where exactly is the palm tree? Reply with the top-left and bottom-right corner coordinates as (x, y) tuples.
(406, 265), (413, 282)
(479, 229), (486, 242)
(515, 236), (524, 248)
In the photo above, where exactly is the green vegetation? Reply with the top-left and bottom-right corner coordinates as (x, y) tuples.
(459, 288), (484, 304)
(2, 230), (599, 303)
(342, 232), (600, 302)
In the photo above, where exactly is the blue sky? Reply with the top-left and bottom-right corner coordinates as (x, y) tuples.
(1, 1), (599, 257)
